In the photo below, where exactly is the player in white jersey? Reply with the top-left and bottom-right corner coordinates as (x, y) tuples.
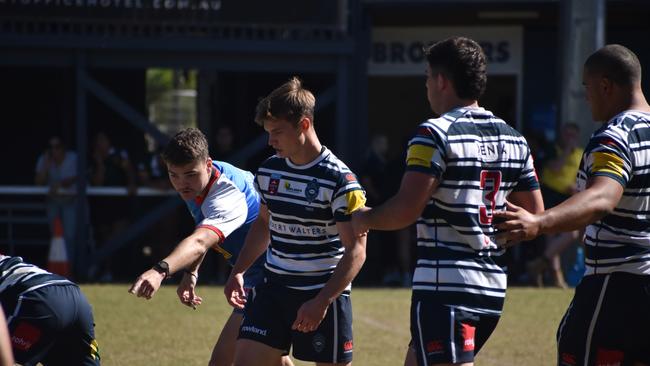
(129, 128), (293, 366)
(352, 37), (544, 366)
(495, 45), (650, 365)
(224, 77), (367, 366)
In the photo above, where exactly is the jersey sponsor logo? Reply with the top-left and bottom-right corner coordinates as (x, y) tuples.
(343, 340), (353, 353)
(595, 349), (624, 366)
(284, 181), (303, 194)
(240, 325), (268, 337)
(11, 322), (42, 351)
(305, 179), (319, 203)
(268, 174), (281, 195)
(460, 323), (476, 352)
(312, 333), (326, 353)
(477, 142), (507, 162)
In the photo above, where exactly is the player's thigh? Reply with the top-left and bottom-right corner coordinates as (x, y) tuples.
(410, 295), (488, 366)
(238, 282), (292, 353)
(291, 294), (353, 364)
(210, 311), (244, 366)
(234, 338), (286, 366)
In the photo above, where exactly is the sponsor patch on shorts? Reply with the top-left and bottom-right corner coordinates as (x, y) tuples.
(11, 322), (41, 351)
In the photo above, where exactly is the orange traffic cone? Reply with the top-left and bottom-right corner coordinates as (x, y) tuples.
(47, 216), (70, 278)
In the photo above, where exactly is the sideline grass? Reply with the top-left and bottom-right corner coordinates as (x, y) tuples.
(84, 285), (572, 366)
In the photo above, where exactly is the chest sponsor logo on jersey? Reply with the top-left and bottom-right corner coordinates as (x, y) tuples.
(284, 181), (303, 194)
(268, 174), (281, 195)
(305, 179), (319, 203)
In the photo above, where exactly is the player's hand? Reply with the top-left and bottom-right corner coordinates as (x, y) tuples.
(224, 272), (246, 309)
(128, 269), (165, 300)
(292, 297), (329, 333)
(493, 200), (542, 247)
(177, 271), (202, 309)
(351, 207), (371, 237)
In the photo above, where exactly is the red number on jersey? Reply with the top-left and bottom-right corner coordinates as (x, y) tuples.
(479, 170), (502, 225)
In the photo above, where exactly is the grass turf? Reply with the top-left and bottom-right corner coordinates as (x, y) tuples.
(84, 285), (573, 366)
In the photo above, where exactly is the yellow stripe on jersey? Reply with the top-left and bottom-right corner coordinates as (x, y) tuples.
(591, 151), (625, 178)
(344, 190), (367, 214)
(406, 144), (435, 168)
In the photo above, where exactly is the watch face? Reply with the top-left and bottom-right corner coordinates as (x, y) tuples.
(154, 261), (169, 275)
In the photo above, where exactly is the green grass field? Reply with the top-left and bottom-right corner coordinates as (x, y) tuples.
(84, 285), (573, 366)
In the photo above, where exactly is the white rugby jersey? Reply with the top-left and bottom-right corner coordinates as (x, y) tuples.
(254, 147), (366, 291)
(406, 106), (539, 315)
(577, 110), (650, 276)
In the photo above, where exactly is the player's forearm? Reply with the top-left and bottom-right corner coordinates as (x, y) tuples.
(186, 251), (207, 274)
(365, 194), (421, 231)
(315, 237), (367, 305)
(163, 234), (212, 275)
(538, 188), (617, 235)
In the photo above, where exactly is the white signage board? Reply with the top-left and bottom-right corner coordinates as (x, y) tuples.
(369, 26), (523, 76)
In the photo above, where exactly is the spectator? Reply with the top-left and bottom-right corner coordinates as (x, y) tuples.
(89, 131), (137, 281)
(34, 136), (79, 276)
(529, 123), (584, 288)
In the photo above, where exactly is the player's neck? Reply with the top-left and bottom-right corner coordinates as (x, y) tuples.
(440, 99), (479, 115)
(289, 135), (323, 166)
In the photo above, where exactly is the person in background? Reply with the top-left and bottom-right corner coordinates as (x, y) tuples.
(529, 123), (584, 288)
(35, 136), (79, 276)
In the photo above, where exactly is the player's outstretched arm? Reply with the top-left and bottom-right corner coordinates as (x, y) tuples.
(224, 204), (271, 309)
(129, 227), (220, 300)
(352, 171), (438, 236)
(292, 220), (367, 333)
(495, 176), (623, 244)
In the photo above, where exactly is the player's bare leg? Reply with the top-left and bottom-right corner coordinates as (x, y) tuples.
(210, 313), (293, 366)
(233, 339), (286, 366)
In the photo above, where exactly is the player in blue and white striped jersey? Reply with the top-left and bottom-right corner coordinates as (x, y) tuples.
(352, 37), (543, 366)
(496, 44), (650, 366)
(0, 255), (100, 365)
(224, 78), (367, 366)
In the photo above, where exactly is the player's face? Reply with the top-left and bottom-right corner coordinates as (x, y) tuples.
(583, 68), (608, 122)
(166, 158), (212, 200)
(263, 118), (303, 159)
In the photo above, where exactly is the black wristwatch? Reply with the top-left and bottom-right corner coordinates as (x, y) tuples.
(152, 260), (170, 278)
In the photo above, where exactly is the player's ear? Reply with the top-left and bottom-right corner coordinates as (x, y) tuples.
(299, 117), (311, 132)
(206, 158), (212, 171)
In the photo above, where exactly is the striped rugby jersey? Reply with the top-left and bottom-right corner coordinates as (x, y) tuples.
(578, 110), (650, 276)
(0, 255), (73, 309)
(406, 106), (539, 315)
(255, 147), (366, 291)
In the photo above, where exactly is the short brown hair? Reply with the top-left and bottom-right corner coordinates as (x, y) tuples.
(254, 77), (316, 126)
(161, 128), (209, 165)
